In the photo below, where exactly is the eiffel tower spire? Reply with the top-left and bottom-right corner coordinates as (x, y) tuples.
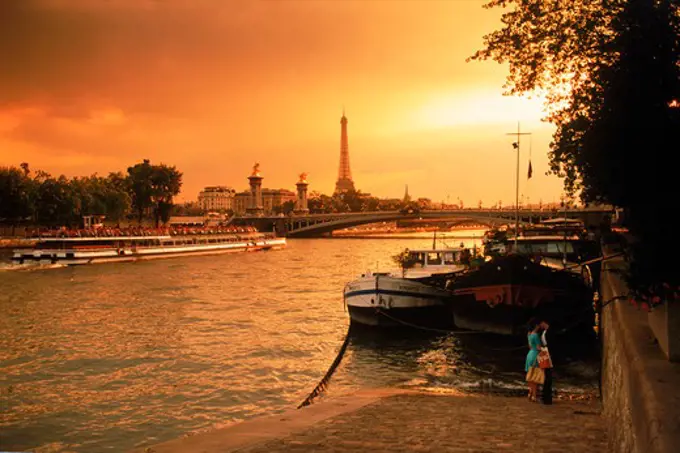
(335, 110), (355, 193)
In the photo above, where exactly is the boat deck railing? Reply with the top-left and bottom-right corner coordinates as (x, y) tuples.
(27, 226), (264, 239)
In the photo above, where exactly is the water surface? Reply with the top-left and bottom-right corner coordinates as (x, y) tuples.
(0, 233), (597, 452)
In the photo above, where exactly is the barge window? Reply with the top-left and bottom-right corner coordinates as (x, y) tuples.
(443, 252), (456, 265)
(408, 252), (426, 267)
(546, 242), (575, 254)
(427, 252), (442, 265)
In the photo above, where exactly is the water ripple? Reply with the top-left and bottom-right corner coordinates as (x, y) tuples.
(0, 234), (597, 453)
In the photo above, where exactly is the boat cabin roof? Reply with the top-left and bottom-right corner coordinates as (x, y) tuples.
(506, 235), (600, 258)
(404, 248), (467, 267)
(38, 235), (172, 242)
(406, 247), (465, 254)
(511, 235), (582, 241)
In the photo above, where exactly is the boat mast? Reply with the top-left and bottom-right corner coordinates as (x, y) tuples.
(506, 122), (532, 249)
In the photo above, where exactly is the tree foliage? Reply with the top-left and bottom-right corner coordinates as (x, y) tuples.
(471, 0), (680, 298)
(0, 164), (36, 223)
(0, 160), (180, 227)
(127, 159), (183, 226)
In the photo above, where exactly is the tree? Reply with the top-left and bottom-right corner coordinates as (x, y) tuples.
(0, 166), (37, 225)
(126, 159), (182, 225)
(274, 200), (296, 215)
(127, 159), (154, 223)
(102, 172), (132, 222)
(172, 202), (205, 216)
(471, 0), (680, 299)
(149, 164), (182, 226)
(35, 175), (78, 227)
(392, 249), (418, 278)
(308, 192), (335, 213)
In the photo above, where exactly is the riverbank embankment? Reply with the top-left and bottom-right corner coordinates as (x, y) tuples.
(131, 389), (605, 453)
(600, 248), (680, 453)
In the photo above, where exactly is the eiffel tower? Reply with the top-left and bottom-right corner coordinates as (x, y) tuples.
(334, 110), (356, 194)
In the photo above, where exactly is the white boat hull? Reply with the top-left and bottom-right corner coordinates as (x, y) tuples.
(344, 274), (454, 328)
(12, 238), (286, 266)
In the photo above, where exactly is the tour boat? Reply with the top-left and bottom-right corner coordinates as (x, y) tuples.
(11, 232), (286, 266)
(344, 247), (468, 328)
(447, 253), (595, 336)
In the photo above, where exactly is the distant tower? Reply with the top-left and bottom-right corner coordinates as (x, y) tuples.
(246, 163), (264, 216)
(403, 184), (411, 203)
(334, 110), (355, 194)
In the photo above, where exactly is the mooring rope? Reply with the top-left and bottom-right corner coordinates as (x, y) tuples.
(297, 326), (352, 409)
(373, 308), (535, 351)
(374, 308), (461, 334)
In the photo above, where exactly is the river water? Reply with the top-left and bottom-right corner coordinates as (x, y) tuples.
(0, 232), (599, 453)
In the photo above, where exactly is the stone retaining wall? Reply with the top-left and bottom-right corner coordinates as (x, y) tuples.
(600, 256), (680, 453)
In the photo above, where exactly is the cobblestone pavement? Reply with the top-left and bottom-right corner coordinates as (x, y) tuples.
(235, 392), (607, 453)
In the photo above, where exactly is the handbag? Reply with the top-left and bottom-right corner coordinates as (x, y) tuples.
(526, 365), (545, 384)
(537, 348), (553, 369)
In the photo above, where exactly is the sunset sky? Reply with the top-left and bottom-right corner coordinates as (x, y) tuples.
(0, 0), (566, 206)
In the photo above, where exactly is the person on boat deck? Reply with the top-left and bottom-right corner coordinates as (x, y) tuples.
(540, 320), (553, 405)
(525, 320), (543, 402)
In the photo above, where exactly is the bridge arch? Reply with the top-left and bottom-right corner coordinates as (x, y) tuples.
(286, 211), (518, 237)
(231, 208), (614, 237)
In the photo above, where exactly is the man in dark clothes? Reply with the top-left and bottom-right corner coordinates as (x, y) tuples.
(540, 320), (553, 404)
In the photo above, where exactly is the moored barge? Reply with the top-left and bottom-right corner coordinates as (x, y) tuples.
(345, 247), (467, 328)
(447, 254), (594, 336)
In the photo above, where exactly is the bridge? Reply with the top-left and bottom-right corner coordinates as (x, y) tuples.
(231, 207), (614, 238)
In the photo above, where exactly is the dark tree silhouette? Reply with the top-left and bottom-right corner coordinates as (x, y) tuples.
(471, 0), (680, 299)
(0, 166), (36, 225)
(126, 159), (182, 226)
(127, 159), (155, 223)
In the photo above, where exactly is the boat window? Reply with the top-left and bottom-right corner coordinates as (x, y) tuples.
(427, 252), (442, 265)
(443, 252), (456, 265)
(553, 242), (575, 254)
(407, 252), (426, 267)
(515, 241), (576, 254)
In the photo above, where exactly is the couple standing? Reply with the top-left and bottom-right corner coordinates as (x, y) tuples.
(525, 319), (553, 404)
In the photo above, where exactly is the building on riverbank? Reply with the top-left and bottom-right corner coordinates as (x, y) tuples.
(198, 186), (236, 212)
(232, 189), (296, 215)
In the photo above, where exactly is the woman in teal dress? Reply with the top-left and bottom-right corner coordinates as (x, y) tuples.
(525, 321), (543, 401)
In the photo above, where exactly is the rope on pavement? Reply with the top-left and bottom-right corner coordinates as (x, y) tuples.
(297, 326), (351, 409)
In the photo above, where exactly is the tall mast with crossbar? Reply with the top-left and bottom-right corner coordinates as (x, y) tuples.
(506, 122), (532, 248)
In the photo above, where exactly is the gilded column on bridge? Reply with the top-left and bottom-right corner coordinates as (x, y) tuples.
(294, 173), (310, 214)
(246, 163), (264, 216)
